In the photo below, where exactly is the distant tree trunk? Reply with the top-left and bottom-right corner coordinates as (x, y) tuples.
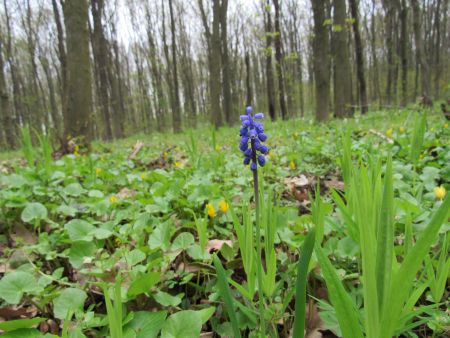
(349, 0), (368, 114)
(52, 0), (67, 126)
(411, 0), (431, 100)
(63, 0), (93, 144)
(369, 0), (381, 107)
(264, 2), (276, 120)
(399, 0), (408, 107)
(245, 50), (252, 106)
(40, 55), (61, 132)
(333, 0), (353, 117)
(220, 0), (233, 125)
(210, 0), (222, 127)
(0, 33), (15, 148)
(110, 37), (125, 138)
(273, 0), (287, 119)
(168, 0), (182, 132)
(91, 0), (113, 140)
(311, 0), (330, 121)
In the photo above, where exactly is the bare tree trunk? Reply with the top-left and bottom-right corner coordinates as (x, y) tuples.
(220, 0), (233, 125)
(264, 2), (276, 120)
(168, 0), (182, 132)
(311, 0), (330, 121)
(399, 0), (408, 107)
(91, 0), (113, 140)
(273, 0), (287, 119)
(245, 50), (252, 106)
(333, 0), (353, 117)
(0, 32), (15, 148)
(63, 0), (93, 145)
(411, 0), (431, 100)
(349, 0), (368, 114)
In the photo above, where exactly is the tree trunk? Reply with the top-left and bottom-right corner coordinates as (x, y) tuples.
(0, 33), (15, 148)
(168, 0), (182, 132)
(220, 0), (233, 125)
(264, 2), (276, 120)
(273, 0), (287, 119)
(411, 0), (431, 100)
(245, 50), (252, 106)
(63, 0), (93, 144)
(399, 0), (408, 107)
(332, 0), (353, 117)
(311, 0), (330, 121)
(349, 0), (368, 114)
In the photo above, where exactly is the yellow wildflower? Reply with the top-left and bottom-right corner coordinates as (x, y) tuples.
(95, 168), (102, 176)
(293, 132), (299, 140)
(215, 145), (221, 152)
(434, 186), (446, 200)
(175, 161), (183, 168)
(289, 160), (296, 170)
(206, 203), (216, 218)
(386, 129), (393, 138)
(444, 123), (449, 129)
(109, 195), (118, 204)
(419, 154), (425, 160)
(140, 173), (146, 180)
(219, 200), (229, 213)
(399, 127), (406, 133)
(163, 152), (169, 160)
(74, 145), (80, 156)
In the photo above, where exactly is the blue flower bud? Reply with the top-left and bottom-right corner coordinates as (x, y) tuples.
(243, 157), (251, 165)
(258, 133), (267, 142)
(257, 155), (266, 166)
(248, 129), (257, 138)
(250, 162), (257, 170)
(246, 106), (253, 114)
(240, 127), (248, 136)
(254, 113), (264, 119)
(260, 145), (269, 154)
(239, 141), (248, 152)
(240, 115), (249, 121)
(244, 148), (253, 157)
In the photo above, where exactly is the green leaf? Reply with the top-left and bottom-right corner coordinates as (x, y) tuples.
(153, 291), (183, 307)
(0, 271), (40, 304)
(65, 183), (85, 196)
(125, 249), (146, 266)
(64, 219), (96, 241)
(69, 241), (97, 268)
(127, 272), (160, 298)
(21, 202), (47, 223)
(88, 190), (104, 198)
(0, 317), (46, 331)
(53, 288), (87, 319)
(293, 228), (316, 338)
(2, 328), (43, 338)
(160, 311), (203, 338)
(171, 232), (194, 251)
(123, 311), (167, 338)
(196, 306), (215, 324)
(315, 246), (363, 338)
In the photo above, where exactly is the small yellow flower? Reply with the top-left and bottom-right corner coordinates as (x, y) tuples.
(293, 132), (299, 140)
(206, 203), (216, 218)
(140, 173), (146, 180)
(386, 129), (393, 138)
(289, 160), (296, 170)
(109, 195), (118, 204)
(215, 145), (221, 152)
(399, 127), (406, 133)
(74, 145), (80, 156)
(434, 186), (446, 200)
(419, 154), (424, 160)
(95, 168), (102, 175)
(163, 152), (169, 160)
(175, 161), (182, 168)
(444, 123), (449, 129)
(219, 200), (229, 213)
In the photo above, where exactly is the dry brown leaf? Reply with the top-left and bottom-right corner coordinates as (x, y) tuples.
(128, 141), (144, 160)
(206, 239), (233, 253)
(117, 188), (137, 199)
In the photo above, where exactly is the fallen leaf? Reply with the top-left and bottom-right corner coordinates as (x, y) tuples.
(206, 239), (233, 253)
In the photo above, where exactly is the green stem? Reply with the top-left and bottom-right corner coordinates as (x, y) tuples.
(251, 139), (266, 337)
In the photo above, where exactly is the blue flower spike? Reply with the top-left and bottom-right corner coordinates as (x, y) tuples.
(239, 106), (268, 170)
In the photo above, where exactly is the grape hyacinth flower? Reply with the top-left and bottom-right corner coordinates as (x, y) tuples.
(239, 106), (269, 170)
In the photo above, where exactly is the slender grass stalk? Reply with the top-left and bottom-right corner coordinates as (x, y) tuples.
(251, 138), (266, 337)
(292, 227), (316, 338)
(213, 254), (242, 338)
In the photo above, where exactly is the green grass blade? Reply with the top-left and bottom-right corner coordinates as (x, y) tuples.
(375, 156), (394, 314)
(293, 228), (316, 338)
(315, 245), (363, 338)
(380, 194), (450, 337)
(213, 254), (242, 338)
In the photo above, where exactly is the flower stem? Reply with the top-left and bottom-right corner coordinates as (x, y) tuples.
(251, 138), (265, 337)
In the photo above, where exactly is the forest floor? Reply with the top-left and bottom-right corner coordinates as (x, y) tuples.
(0, 107), (449, 338)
